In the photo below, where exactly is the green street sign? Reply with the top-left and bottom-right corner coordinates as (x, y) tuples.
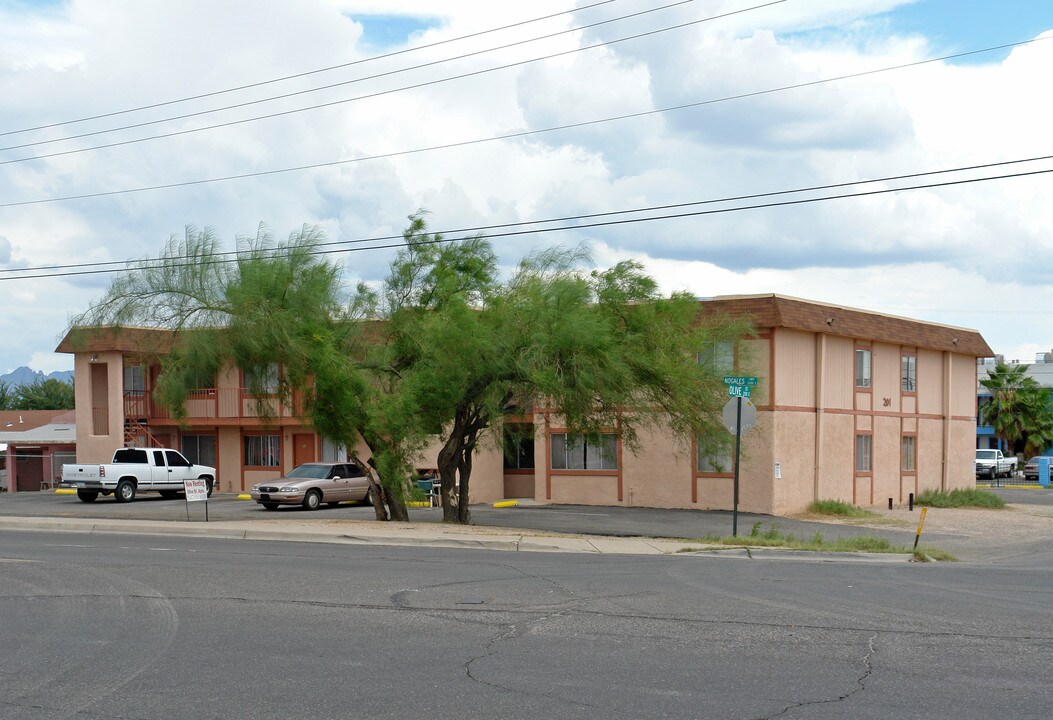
(722, 375), (758, 387)
(728, 384), (751, 398)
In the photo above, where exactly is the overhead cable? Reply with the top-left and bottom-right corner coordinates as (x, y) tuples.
(0, 1), (786, 165)
(3, 163), (1051, 283)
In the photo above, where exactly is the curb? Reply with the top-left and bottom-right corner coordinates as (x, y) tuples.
(0, 516), (931, 561)
(493, 500), (519, 508)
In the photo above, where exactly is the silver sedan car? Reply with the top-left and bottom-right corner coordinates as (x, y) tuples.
(249, 462), (371, 511)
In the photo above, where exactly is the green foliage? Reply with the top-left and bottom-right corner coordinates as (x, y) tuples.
(70, 223), (420, 519)
(692, 523), (911, 554)
(0, 380), (12, 410)
(979, 362), (1053, 459)
(382, 216), (751, 522)
(806, 499), (880, 518)
(72, 212), (754, 525)
(10, 378), (75, 410)
(914, 488), (1006, 509)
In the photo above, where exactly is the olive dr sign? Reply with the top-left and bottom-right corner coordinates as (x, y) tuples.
(723, 375), (758, 398)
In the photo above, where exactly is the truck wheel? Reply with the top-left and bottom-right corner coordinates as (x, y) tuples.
(77, 489), (99, 503)
(115, 479), (136, 503)
(204, 477), (215, 497)
(302, 490), (321, 511)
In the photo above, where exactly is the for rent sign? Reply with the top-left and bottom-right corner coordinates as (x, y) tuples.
(184, 478), (209, 503)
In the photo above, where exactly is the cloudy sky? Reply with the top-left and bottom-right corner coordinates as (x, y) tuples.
(1, 0), (1052, 374)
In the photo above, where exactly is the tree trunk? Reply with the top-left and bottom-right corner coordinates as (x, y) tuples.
(385, 492), (409, 522)
(437, 435), (462, 524)
(352, 450), (389, 521)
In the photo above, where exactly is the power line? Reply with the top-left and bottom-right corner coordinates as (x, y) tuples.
(2, 32), (1047, 206)
(0, 0), (622, 138)
(3, 163), (1051, 283)
(4, 152), (1053, 276)
(0, 0), (703, 153)
(0, 1), (786, 166)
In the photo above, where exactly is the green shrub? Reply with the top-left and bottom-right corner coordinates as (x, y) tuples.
(915, 488), (1005, 509)
(807, 499), (880, 518)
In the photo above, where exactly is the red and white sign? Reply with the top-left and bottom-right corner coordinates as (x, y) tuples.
(184, 478), (209, 502)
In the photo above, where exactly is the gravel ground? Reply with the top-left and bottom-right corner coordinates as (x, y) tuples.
(796, 497), (1053, 562)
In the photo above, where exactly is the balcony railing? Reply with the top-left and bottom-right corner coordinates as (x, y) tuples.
(124, 388), (305, 421)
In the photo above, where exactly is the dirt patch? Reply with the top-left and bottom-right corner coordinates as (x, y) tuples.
(798, 502), (1053, 546)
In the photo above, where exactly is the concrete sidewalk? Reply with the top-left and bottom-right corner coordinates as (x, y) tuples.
(0, 514), (912, 561)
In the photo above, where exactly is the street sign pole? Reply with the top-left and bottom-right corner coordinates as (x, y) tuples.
(733, 395), (742, 537)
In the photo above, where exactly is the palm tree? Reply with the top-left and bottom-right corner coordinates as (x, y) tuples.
(979, 362), (1053, 458)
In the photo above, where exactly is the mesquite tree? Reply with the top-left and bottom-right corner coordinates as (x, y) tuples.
(382, 220), (749, 524)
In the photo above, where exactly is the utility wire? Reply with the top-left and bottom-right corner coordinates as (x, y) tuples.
(3, 152), (1053, 275)
(3, 164), (1051, 283)
(0, 0), (786, 165)
(0, 0), (621, 138)
(1, 32), (1047, 205)
(0, 0), (703, 152)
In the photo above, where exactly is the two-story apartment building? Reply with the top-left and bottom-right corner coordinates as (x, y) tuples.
(57, 294), (991, 513)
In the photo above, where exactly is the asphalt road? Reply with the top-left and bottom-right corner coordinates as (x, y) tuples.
(0, 490), (958, 549)
(1, 530), (1050, 719)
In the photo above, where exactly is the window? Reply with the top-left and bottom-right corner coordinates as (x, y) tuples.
(551, 433), (617, 470)
(503, 427), (535, 470)
(697, 341), (734, 371)
(901, 435), (916, 472)
(113, 449), (148, 464)
(855, 349), (872, 388)
(902, 354), (917, 392)
(697, 435), (733, 473)
(243, 363), (280, 394)
(124, 364), (145, 394)
(244, 434), (281, 468)
(855, 434), (872, 473)
(165, 450), (191, 467)
(182, 435), (217, 467)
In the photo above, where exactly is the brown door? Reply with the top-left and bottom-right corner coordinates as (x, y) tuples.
(292, 434), (316, 468)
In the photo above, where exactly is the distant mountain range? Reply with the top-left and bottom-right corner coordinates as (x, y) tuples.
(1, 366), (75, 387)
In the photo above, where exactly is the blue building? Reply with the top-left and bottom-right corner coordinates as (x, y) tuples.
(976, 353), (1053, 454)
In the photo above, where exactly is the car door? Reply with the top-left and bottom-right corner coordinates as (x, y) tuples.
(328, 464), (354, 502)
(344, 463), (369, 501)
(165, 450), (193, 485)
(149, 450), (169, 488)
(321, 464), (344, 502)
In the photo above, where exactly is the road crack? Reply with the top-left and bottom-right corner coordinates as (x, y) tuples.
(754, 634), (877, 720)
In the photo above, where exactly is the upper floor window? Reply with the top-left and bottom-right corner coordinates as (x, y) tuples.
(901, 354), (917, 392)
(855, 349), (872, 388)
(124, 364), (145, 394)
(551, 433), (617, 470)
(243, 363), (280, 395)
(697, 341), (734, 371)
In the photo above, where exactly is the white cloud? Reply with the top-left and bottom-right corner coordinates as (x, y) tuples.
(0, 0), (1050, 375)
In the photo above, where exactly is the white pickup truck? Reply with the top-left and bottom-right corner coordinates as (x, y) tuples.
(61, 447), (216, 503)
(974, 449), (1016, 480)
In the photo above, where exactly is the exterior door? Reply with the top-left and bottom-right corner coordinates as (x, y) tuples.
(292, 434), (316, 468)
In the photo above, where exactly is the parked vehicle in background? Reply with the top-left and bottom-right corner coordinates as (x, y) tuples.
(1022, 456), (1052, 482)
(974, 449), (1016, 480)
(249, 462), (370, 511)
(61, 448), (216, 503)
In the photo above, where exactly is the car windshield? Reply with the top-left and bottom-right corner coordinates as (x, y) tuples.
(975, 450), (996, 460)
(286, 465), (331, 479)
